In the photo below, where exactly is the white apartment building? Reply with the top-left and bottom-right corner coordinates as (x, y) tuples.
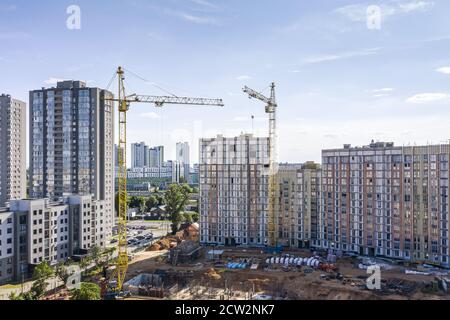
(199, 134), (270, 246)
(0, 209), (14, 284)
(0, 196), (108, 284)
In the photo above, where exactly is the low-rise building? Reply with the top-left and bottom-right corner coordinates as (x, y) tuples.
(0, 195), (108, 284)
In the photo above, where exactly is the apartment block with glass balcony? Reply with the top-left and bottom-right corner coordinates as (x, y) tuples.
(29, 81), (114, 245)
(318, 141), (449, 267)
(199, 134), (270, 247)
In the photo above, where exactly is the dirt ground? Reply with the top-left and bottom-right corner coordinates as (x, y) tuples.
(125, 246), (450, 301)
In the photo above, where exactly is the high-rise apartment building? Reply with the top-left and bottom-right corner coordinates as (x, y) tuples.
(199, 134), (270, 246)
(176, 142), (191, 183)
(0, 94), (26, 207)
(29, 81), (114, 242)
(274, 162), (321, 248)
(318, 141), (449, 267)
(131, 142), (149, 168)
(149, 146), (164, 168)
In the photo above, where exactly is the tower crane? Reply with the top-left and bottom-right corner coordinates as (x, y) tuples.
(243, 83), (278, 249)
(104, 67), (224, 292)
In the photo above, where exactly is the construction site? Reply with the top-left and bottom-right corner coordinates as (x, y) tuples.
(75, 225), (447, 301)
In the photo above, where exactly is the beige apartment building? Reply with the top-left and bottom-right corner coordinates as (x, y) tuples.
(318, 141), (449, 267)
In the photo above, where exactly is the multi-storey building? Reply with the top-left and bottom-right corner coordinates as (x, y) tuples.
(149, 146), (164, 168)
(0, 196), (108, 284)
(274, 162), (321, 249)
(131, 142), (150, 168)
(176, 142), (191, 183)
(199, 134), (270, 246)
(0, 94), (26, 208)
(0, 209), (14, 284)
(318, 141), (450, 267)
(29, 81), (114, 242)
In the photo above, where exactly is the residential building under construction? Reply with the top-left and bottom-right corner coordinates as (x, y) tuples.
(199, 134), (270, 246)
(317, 141), (450, 267)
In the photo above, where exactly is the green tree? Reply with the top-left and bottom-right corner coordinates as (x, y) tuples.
(165, 184), (193, 234)
(89, 245), (102, 266)
(145, 195), (158, 210)
(184, 212), (193, 224)
(55, 262), (70, 288)
(70, 282), (101, 300)
(191, 212), (199, 223)
(138, 197), (147, 214)
(29, 261), (54, 299)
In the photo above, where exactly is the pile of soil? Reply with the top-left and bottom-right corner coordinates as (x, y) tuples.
(147, 236), (182, 251)
(205, 268), (222, 280)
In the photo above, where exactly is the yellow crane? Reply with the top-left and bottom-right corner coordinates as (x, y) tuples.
(243, 83), (279, 250)
(105, 67), (224, 291)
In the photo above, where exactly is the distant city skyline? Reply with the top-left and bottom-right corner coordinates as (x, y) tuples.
(1, 0), (450, 166)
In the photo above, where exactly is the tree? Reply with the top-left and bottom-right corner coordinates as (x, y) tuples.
(55, 262), (70, 288)
(165, 184), (193, 234)
(184, 212), (193, 224)
(145, 195), (158, 211)
(89, 245), (102, 266)
(70, 282), (101, 300)
(28, 261), (54, 299)
(138, 197), (147, 214)
(191, 212), (199, 223)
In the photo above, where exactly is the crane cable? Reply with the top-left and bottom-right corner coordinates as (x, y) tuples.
(122, 68), (178, 97)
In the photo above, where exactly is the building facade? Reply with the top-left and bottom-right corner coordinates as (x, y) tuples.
(131, 142), (150, 168)
(199, 134), (270, 247)
(318, 142), (450, 267)
(274, 163), (321, 249)
(29, 81), (114, 241)
(176, 142), (191, 183)
(0, 196), (108, 285)
(0, 94), (26, 208)
(149, 146), (164, 168)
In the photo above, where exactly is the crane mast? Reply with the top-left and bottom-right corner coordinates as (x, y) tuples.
(105, 67), (224, 291)
(243, 83), (278, 249)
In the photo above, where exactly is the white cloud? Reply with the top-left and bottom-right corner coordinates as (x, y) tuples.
(436, 67), (450, 74)
(303, 48), (380, 65)
(141, 112), (161, 120)
(236, 75), (251, 81)
(190, 0), (219, 10)
(372, 88), (395, 98)
(399, 1), (434, 13)
(406, 93), (450, 104)
(164, 9), (220, 26)
(233, 116), (248, 122)
(44, 78), (65, 85)
(373, 88), (395, 93)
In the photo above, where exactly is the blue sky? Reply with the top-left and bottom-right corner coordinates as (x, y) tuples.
(1, 0), (450, 164)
